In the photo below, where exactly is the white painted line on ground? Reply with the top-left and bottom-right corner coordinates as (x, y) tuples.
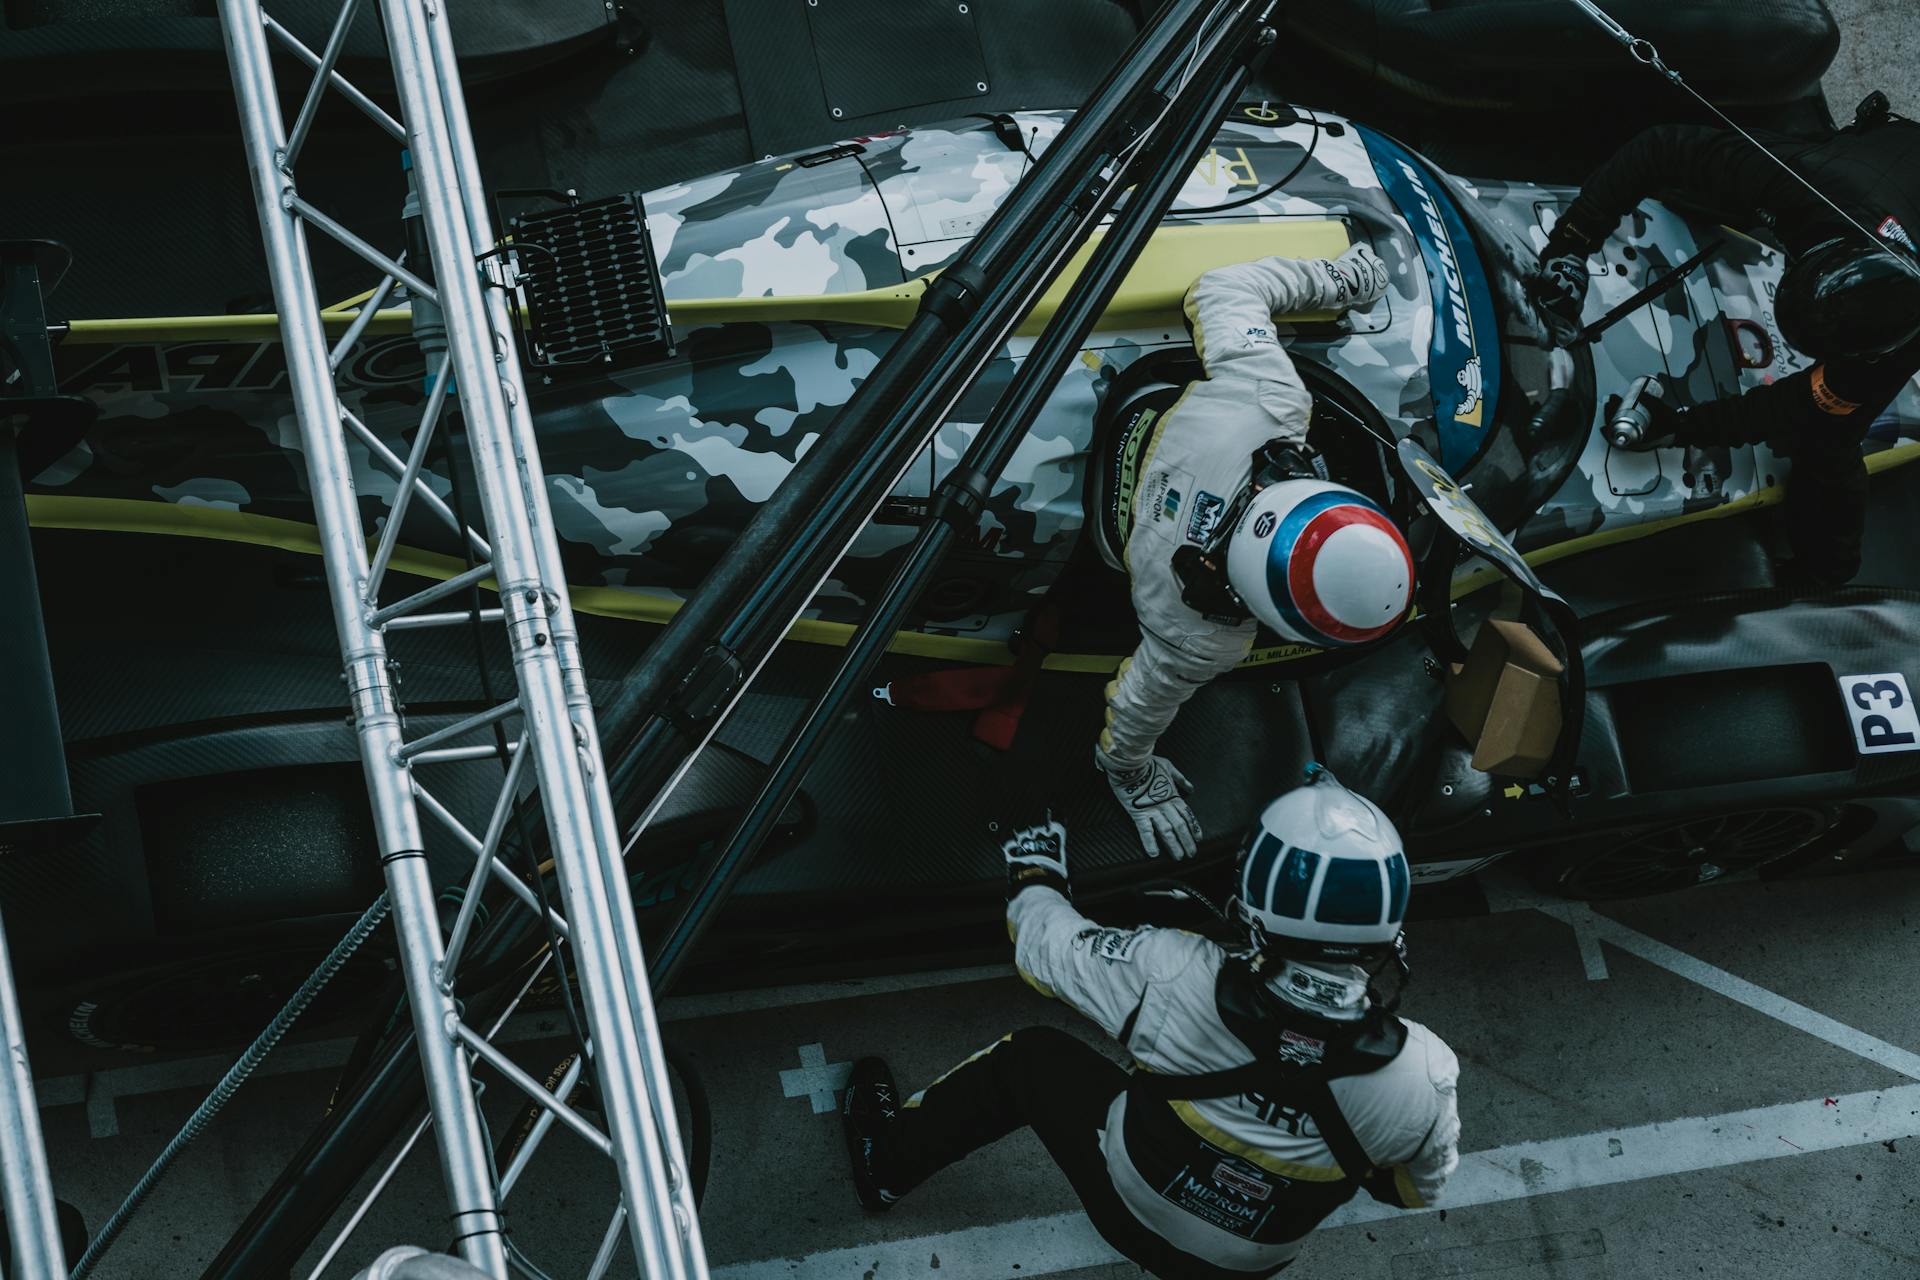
(713, 1082), (1920, 1279)
(1571, 905), (1920, 1080)
(660, 964), (1014, 1023)
(1538, 904), (1611, 981)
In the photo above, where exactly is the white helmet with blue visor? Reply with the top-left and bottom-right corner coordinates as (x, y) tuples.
(1230, 763), (1409, 967)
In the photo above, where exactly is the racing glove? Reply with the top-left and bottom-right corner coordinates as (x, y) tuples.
(1256, 437), (1328, 485)
(1529, 252), (1589, 342)
(1096, 745), (1201, 861)
(1320, 243), (1390, 309)
(1003, 818), (1070, 900)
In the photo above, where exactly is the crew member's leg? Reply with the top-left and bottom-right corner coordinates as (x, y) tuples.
(883, 1025), (1124, 1190)
(851, 1027), (1285, 1279)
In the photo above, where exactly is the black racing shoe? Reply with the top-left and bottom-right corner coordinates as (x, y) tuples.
(842, 1056), (904, 1212)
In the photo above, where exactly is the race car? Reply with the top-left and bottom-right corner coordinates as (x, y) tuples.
(8, 9), (1919, 1053)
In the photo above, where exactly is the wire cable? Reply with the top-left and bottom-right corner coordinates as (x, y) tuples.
(1168, 106), (1325, 217)
(1565, 0), (1888, 252)
(71, 895), (392, 1279)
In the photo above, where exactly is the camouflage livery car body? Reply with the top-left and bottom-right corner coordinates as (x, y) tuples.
(38, 106), (1920, 647)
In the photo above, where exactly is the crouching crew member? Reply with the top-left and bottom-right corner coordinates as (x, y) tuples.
(1098, 247), (1415, 858)
(1536, 102), (1920, 587)
(842, 766), (1460, 1279)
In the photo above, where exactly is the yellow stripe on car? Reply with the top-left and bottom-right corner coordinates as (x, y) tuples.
(28, 443), (1920, 673)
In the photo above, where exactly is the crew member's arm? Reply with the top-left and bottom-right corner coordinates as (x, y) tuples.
(1360, 1033), (1461, 1209)
(1100, 626), (1250, 773)
(1551, 123), (1815, 255)
(1005, 886), (1165, 1036)
(1182, 252), (1378, 441)
(1001, 821), (1187, 1036)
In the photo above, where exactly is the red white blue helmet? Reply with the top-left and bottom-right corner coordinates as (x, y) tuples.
(1224, 479), (1412, 646)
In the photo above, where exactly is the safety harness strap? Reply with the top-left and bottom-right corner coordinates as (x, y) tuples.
(1127, 1060), (1377, 1179)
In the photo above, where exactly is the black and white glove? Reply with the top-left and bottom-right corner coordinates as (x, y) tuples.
(1322, 243), (1390, 308)
(1095, 746), (1200, 861)
(1003, 818), (1070, 900)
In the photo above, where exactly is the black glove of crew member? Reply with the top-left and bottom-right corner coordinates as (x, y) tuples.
(1529, 251), (1589, 344)
(1259, 438), (1327, 485)
(1003, 818), (1070, 899)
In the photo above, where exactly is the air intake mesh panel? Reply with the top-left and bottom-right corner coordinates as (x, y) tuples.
(510, 192), (673, 371)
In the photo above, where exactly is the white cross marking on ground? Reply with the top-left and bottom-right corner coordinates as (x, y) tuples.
(779, 1043), (851, 1114)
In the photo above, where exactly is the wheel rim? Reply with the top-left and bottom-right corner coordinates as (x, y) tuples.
(1559, 807), (1833, 899)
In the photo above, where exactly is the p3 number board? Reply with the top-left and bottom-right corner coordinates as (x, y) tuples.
(1837, 672), (1920, 755)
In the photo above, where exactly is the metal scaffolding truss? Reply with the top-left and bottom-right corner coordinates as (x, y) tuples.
(207, 0), (709, 1273)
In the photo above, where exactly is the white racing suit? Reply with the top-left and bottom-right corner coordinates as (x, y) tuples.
(886, 887), (1460, 1278)
(1100, 252), (1384, 852)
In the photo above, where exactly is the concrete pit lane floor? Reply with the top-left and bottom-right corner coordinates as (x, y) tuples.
(34, 858), (1920, 1280)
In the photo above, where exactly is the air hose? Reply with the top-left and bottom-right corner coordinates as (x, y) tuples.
(70, 893), (392, 1279)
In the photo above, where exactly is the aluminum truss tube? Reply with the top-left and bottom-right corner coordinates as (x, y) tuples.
(0, 909), (65, 1280)
(215, 3), (507, 1273)
(281, 0), (361, 169)
(410, 14), (705, 1233)
(377, 1), (702, 1276)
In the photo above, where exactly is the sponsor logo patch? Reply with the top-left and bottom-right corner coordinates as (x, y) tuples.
(1277, 1027), (1327, 1066)
(1092, 928), (1146, 964)
(1186, 490), (1226, 545)
(1211, 1159), (1273, 1201)
(1456, 356), (1484, 419)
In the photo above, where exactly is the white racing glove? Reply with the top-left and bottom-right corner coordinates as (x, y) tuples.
(1095, 745), (1201, 860)
(1320, 242), (1390, 309)
(1003, 818), (1069, 899)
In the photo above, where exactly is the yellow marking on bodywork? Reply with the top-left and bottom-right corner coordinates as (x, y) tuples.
(1097, 656), (1133, 754)
(26, 445), (1920, 671)
(61, 221), (1351, 346)
(1018, 220), (1350, 336)
(64, 311), (415, 344)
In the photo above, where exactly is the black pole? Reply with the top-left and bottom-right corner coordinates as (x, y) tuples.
(0, 241), (90, 845)
(0, 432), (70, 831)
(646, 18), (1274, 995)
(603, 0), (1271, 854)
(594, 0), (1226, 811)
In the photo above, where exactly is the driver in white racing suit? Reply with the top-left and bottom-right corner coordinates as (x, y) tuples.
(1098, 244), (1402, 858)
(842, 768), (1459, 1279)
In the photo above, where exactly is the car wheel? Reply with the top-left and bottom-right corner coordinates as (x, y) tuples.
(1537, 806), (1838, 900)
